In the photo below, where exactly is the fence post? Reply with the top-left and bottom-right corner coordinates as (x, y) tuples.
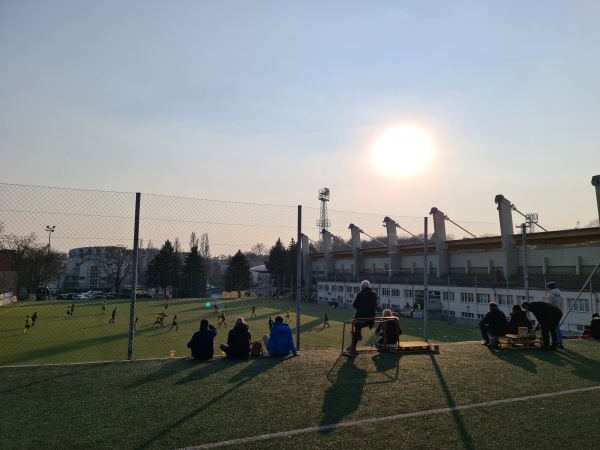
(128, 193), (141, 360)
(423, 217), (429, 342)
(296, 205), (302, 350)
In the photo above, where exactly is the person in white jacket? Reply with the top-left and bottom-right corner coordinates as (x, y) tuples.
(546, 282), (564, 348)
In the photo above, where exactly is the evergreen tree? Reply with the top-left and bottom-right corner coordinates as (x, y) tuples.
(180, 244), (206, 298)
(146, 240), (181, 291)
(265, 238), (290, 296)
(223, 250), (251, 295)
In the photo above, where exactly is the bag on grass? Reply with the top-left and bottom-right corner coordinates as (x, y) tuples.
(250, 341), (263, 357)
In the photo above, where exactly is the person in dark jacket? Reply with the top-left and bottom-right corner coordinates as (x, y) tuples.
(187, 319), (217, 360)
(262, 315), (297, 357)
(220, 317), (251, 358)
(348, 280), (378, 352)
(506, 304), (533, 335)
(521, 301), (563, 350)
(479, 302), (508, 347)
(582, 313), (600, 339)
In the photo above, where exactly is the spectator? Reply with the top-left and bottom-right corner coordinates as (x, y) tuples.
(521, 301), (563, 350)
(348, 280), (377, 353)
(262, 315), (297, 357)
(220, 317), (251, 359)
(187, 319), (218, 360)
(376, 309), (400, 346)
(479, 302), (508, 347)
(582, 313), (600, 339)
(506, 304), (533, 335)
(546, 282), (564, 348)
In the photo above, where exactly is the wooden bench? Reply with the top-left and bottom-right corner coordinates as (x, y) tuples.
(498, 334), (542, 349)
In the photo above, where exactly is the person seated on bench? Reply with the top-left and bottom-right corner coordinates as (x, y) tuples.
(506, 304), (533, 335)
(376, 309), (401, 347)
(262, 315), (297, 357)
(582, 313), (600, 339)
(479, 302), (507, 348)
(348, 280), (377, 353)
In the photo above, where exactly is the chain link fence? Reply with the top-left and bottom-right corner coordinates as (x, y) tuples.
(1, 183), (598, 365)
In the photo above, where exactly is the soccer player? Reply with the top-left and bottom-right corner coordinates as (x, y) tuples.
(250, 305), (256, 318)
(169, 315), (179, 331)
(218, 312), (227, 328)
(31, 311), (38, 327)
(65, 307), (72, 319)
(159, 311), (167, 327)
(109, 307), (117, 323)
(24, 315), (32, 333)
(322, 312), (330, 328)
(285, 309), (290, 322)
(101, 301), (106, 314)
(154, 313), (162, 327)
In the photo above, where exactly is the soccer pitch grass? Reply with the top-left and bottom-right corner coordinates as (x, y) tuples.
(2, 340), (599, 449)
(0, 297), (481, 366)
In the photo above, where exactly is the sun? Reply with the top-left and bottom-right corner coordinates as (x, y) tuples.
(370, 125), (434, 177)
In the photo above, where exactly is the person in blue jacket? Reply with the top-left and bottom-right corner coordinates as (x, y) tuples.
(262, 315), (297, 357)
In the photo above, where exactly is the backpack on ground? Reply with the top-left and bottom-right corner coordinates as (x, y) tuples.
(250, 341), (263, 357)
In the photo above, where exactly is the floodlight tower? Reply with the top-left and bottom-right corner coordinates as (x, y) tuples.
(317, 188), (331, 231)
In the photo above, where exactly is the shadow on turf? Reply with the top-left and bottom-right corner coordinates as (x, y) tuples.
(428, 353), (476, 449)
(133, 357), (288, 449)
(319, 356), (368, 433)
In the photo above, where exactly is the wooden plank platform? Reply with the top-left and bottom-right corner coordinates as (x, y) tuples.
(398, 341), (439, 353)
(498, 334), (542, 350)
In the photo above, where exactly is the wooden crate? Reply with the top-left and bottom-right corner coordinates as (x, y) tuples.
(498, 334), (542, 349)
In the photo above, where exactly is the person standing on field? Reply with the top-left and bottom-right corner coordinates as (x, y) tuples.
(545, 282), (564, 348)
(109, 307), (117, 324)
(522, 301), (562, 351)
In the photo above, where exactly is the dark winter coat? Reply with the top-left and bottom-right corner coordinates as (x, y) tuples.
(376, 318), (400, 344)
(526, 302), (563, 326)
(353, 287), (378, 320)
(225, 322), (252, 358)
(479, 307), (508, 337)
(187, 325), (217, 360)
(506, 311), (533, 335)
(267, 321), (297, 356)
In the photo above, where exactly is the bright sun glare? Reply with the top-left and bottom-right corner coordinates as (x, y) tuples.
(370, 125), (434, 177)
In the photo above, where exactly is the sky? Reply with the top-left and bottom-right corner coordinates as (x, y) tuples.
(1, 0), (599, 230)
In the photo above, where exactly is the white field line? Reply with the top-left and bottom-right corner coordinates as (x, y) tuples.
(180, 385), (600, 450)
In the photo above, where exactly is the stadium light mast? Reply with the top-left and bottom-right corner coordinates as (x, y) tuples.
(317, 188), (331, 231)
(45, 225), (55, 255)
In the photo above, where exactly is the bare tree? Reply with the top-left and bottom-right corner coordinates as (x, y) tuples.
(189, 232), (199, 251)
(251, 243), (265, 256)
(98, 246), (133, 294)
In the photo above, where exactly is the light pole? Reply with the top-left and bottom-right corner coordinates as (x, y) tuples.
(45, 226), (55, 255)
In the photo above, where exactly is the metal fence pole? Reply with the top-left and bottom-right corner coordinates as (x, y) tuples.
(128, 192), (141, 360)
(296, 205), (302, 350)
(423, 217), (429, 342)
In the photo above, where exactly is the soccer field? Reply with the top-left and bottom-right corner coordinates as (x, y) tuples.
(0, 297), (481, 366)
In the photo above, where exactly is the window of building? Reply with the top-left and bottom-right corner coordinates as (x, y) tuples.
(391, 288), (400, 297)
(443, 291), (455, 302)
(567, 298), (590, 313)
(497, 294), (512, 306)
(404, 289), (413, 298)
(476, 293), (490, 304)
(461, 292), (474, 303)
(461, 312), (475, 318)
(338, 286), (344, 292)
(442, 310), (456, 317)
(381, 288), (390, 296)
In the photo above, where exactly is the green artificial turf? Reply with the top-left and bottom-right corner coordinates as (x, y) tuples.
(0, 297), (480, 366)
(1, 341), (599, 449)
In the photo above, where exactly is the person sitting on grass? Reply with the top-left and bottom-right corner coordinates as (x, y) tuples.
(187, 319), (218, 360)
(376, 309), (401, 346)
(582, 313), (600, 339)
(506, 304), (533, 335)
(262, 315), (297, 357)
(220, 317), (251, 359)
(479, 302), (507, 347)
